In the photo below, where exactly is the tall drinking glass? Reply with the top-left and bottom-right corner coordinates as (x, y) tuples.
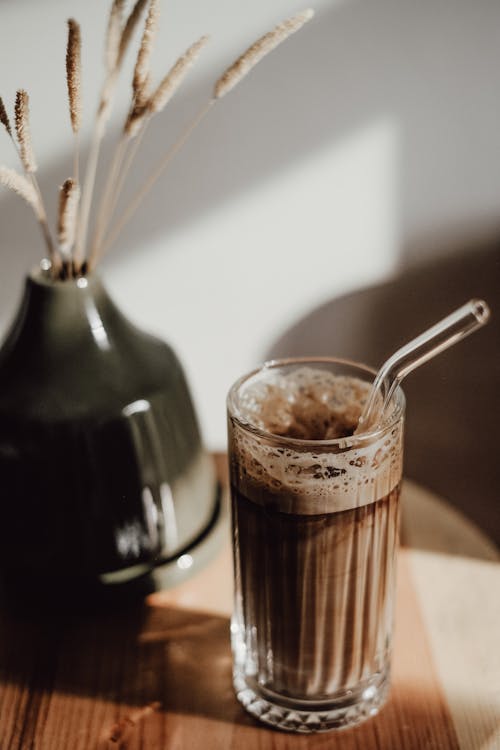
(227, 358), (405, 732)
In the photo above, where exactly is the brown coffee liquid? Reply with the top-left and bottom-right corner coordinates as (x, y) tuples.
(230, 367), (403, 701)
(231, 482), (400, 700)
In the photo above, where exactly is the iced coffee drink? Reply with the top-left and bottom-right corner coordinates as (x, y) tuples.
(227, 358), (405, 732)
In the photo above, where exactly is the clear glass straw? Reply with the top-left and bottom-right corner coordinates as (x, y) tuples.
(357, 299), (491, 433)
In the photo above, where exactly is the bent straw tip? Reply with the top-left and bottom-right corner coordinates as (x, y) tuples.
(470, 299), (491, 325)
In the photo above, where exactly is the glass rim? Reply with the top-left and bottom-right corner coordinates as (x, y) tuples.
(227, 356), (405, 449)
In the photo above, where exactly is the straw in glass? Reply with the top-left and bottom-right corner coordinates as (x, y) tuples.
(356, 299), (491, 433)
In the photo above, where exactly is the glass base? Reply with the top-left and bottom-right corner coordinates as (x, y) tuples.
(233, 665), (390, 733)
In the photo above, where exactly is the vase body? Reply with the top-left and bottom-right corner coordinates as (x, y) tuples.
(0, 269), (217, 604)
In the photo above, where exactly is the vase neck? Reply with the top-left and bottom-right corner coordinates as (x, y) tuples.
(4, 271), (127, 354)
(0, 269), (171, 419)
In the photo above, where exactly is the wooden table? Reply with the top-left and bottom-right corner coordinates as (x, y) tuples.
(1, 455), (499, 749)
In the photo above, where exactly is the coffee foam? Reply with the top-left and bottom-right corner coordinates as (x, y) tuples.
(230, 367), (403, 514)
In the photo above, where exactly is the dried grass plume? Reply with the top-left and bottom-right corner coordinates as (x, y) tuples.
(0, 97), (12, 137)
(0, 0), (317, 278)
(66, 19), (82, 133)
(133, 0), (159, 106)
(214, 9), (314, 99)
(0, 166), (41, 217)
(58, 178), (80, 254)
(125, 32), (209, 137)
(149, 35), (210, 114)
(14, 89), (37, 172)
(118, 0), (149, 67)
(106, 0), (125, 73)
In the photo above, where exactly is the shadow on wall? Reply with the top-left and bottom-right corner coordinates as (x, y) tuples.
(265, 238), (500, 545)
(1, 0), (500, 325)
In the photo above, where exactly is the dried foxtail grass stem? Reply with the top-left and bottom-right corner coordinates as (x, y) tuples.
(96, 99), (214, 264)
(133, 0), (159, 108)
(106, 0), (125, 74)
(117, 0), (149, 67)
(0, 166), (41, 216)
(11, 90), (56, 265)
(214, 9), (314, 98)
(98, 10), (314, 262)
(58, 178), (80, 258)
(90, 115), (147, 262)
(66, 20), (82, 133)
(92, 33), (210, 260)
(0, 95), (24, 164)
(89, 138), (128, 261)
(66, 19), (82, 182)
(115, 34), (210, 185)
(1, 96), (27, 164)
(74, 0), (127, 269)
(124, 102), (148, 139)
(92, 4), (158, 258)
(107, 126), (146, 207)
(100, 117), (151, 231)
(1, 1), (315, 278)
(0, 165), (55, 265)
(122, 0), (160, 139)
(0, 95), (26, 170)
(15, 90), (37, 173)
(0, 97), (12, 137)
(74, 107), (104, 269)
(124, 33), (209, 140)
(149, 35), (210, 114)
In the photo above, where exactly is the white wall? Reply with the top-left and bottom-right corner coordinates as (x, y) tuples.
(1, 0), (500, 447)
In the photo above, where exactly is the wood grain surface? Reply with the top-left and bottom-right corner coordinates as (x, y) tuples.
(0, 456), (497, 749)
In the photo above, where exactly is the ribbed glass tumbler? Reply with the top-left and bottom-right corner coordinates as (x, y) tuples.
(227, 358), (405, 732)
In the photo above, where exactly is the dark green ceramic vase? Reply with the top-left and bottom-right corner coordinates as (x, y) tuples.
(0, 266), (218, 605)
